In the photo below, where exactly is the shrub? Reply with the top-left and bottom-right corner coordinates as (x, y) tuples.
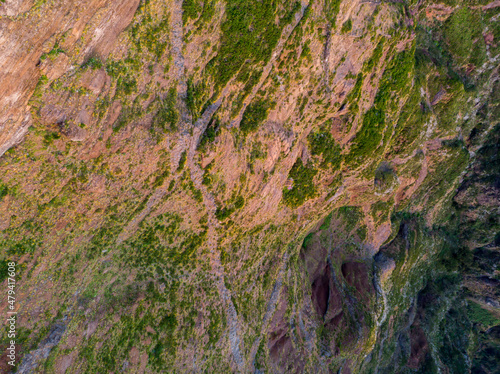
(0, 183), (8, 201)
(177, 151), (187, 172)
(467, 301), (500, 327)
(308, 127), (342, 169)
(215, 195), (245, 221)
(282, 159), (317, 207)
(374, 162), (397, 192)
(198, 117), (219, 149)
(152, 88), (179, 133)
(240, 99), (269, 134)
(81, 56), (103, 70)
(0, 260), (9, 283)
(209, 0), (299, 90)
(341, 19), (352, 34)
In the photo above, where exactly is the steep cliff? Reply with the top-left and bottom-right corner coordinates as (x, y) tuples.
(0, 0), (498, 372)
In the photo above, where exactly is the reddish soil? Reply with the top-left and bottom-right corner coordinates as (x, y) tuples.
(407, 325), (429, 369)
(341, 262), (375, 303)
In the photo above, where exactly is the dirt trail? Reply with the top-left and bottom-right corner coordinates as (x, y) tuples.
(249, 251), (289, 370)
(181, 4), (308, 365)
(170, 0), (190, 125)
(115, 2), (312, 369)
(186, 138), (245, 370)
(116, 189), (166, 244)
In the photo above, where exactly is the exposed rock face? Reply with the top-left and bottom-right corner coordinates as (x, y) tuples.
(0, 0), (139, 155)
(0, 0), (498, 373)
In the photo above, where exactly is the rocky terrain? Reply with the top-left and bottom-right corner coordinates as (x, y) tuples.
(0, 0), (498, 372)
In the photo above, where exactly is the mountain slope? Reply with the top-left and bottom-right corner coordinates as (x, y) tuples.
(0, 0), (498, 372)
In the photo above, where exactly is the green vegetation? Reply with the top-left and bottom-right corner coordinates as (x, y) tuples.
(177, 151), (187, 172)
(341, 19), (352, 34)
(32, 74), (49, 99)
(182, 0), (216, 24)
(152, 88), (179, 134)
(338, 206), (364, 230)
(209, 1), (299, 90)
(348, 46), (415, 164)
(0, 237), (39, 256)
(308, 127), (342, 169)
(324, 0), (342, 27)
(371, 200), (392, 225)
(112, 102), (143, 133)
(282, 159), (317, 207)
(240, 99), (270, 134)
(130, 13), (169, 59)
(198, 118), (219, 150)
(0, 260), (9, 283)
(215, 195), (245, 220)
(364, 40), (384, 73)
(116, 74), (137, 96)
(320, 213), (333, 230)
(374, 162), (397, 192)
(444, 8), (485, 66)
(43, 131), (61, 146)
(40, 42), (64, 61)
(248, 141), (267, 172)
(231, 67), (263, 116)
(81, 56), (103, 70)
(123, 213), (205, 270)
(187, 78), (208, 122)
(0, 183), (8, 201)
